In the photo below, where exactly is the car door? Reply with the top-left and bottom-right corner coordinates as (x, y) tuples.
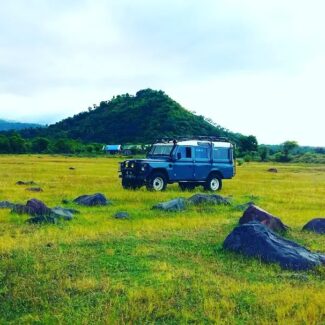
(194, 146), (211, 180)
(172, 146), (194, 180)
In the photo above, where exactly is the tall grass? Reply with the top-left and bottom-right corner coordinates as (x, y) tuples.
(0, 155), (324, 324)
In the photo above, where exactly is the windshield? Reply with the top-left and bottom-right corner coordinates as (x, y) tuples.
(149, 144), (174, 156)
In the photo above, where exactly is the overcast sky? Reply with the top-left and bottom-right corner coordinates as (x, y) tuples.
(0, 0), (324, 146)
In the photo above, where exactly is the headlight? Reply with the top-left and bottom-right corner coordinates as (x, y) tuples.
(141, 164), (147, 171)
(130, 163), (135, 168)
(125, 161), (129, 167)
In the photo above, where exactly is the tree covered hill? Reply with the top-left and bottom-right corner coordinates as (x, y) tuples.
(0, 119), (42, 131)
(21, 89), (245, 144)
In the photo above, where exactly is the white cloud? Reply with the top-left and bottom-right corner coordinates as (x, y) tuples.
(0, 0), (324, 145)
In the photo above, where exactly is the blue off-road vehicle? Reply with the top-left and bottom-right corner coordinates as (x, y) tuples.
(119, 137), (236, 191)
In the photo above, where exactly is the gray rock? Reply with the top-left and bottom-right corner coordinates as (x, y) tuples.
(153, 198), (186, 212)
(11, 204), (33, 215)
(51, 207), (74, 220)
(187, 193), (231, 206)
(0, 201), (16, 209)
(73, 193), (110, 206)
(26, 199), (52, 216)
(302, 218), (325, 234)
(114, 211), (130, 219)
(223, 222), (325, 271)
(239, 205), (288, 233)
(268, 168), (278, 173)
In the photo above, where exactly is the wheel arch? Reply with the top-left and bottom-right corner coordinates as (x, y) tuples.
(208, 170), (223, 180)
(148, 168), (169, 181)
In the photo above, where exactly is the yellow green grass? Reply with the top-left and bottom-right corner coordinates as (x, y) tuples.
(0, 155), (324, 324)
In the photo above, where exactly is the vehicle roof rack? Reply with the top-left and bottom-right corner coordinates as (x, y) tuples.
(155, 136), (231, 144)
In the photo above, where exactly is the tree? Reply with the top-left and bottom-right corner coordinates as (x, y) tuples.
(239, 135), (258, 154)
(282, 141), (298, 157)
(9, 134), (26, 153)
(0, 135), (10, 153)
(258, 145), (269, 161)
(31, 137), (50, 153)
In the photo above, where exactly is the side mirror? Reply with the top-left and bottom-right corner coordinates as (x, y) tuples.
(177, 152), (181, 160)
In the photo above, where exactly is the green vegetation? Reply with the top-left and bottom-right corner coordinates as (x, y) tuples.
(0, 119), (42, 131)
(0, 156), (324, 324)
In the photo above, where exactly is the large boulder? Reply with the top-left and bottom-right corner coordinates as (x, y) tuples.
(302, 218), (325, 234)
(187, 193), (231, 206)
(153, 198), (186, 212)
(223, 222), (325, 271)
(73, 193), (110, 206)
(239, 205), (288, 233)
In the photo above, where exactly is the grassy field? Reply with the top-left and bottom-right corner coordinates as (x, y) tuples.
(0, 155), (324, 324)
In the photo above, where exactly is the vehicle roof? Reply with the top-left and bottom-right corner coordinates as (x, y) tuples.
(155, 140), (232, 148)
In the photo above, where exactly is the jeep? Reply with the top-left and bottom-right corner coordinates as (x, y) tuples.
(119, 137), (236, 191)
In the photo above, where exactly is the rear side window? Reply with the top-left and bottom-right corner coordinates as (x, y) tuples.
(178, 146), (192, 159)
(195, 147), (209, 160)
(213, 148), (229, 161)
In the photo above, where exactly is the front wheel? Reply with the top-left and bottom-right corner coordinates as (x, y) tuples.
(204, 174), (222, 191)
(146, 173), (167, 191)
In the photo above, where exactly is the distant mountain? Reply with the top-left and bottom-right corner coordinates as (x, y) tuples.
(0, 119), (43, 131)
(20, 89), (244, 144)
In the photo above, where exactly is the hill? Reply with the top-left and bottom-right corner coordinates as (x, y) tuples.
(0, 119), (42, 131)
(20, 89), (243, 144)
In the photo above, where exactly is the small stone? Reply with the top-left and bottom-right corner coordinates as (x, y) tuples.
(268, 168), (278, 173)
(26, 187), (43, 192)
(114, 211), (130, 219)
(69, 167), (75, 170)
(16, 180), (36, 185)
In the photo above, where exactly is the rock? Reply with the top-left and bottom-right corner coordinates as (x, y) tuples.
(114, 211), (130, 219)
(26, 215), (57, 224)
(73, 193), (110, 206)
(0, 201), (16, 209)
(25, 199), (52, 216)
(16, 180), (36, 185)
(239, 205), (288, 232)
(11, 204), (34, 215)
(69, 167), (75, 170)
(153, 198), (186, 212)
(268, 168), (278, 173)
(53, 207), (80, 214)
(302, 218), (325, 234)
(50, 207), (74, 220)
(223, 222), (325, 271)
(234, 201), (255, 211)
(26, 187), (43, 192)
(61, 199), (70, 204)
(188, 193), (231, 206)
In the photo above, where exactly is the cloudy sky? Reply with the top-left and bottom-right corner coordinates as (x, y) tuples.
(0, 0), (324, 145)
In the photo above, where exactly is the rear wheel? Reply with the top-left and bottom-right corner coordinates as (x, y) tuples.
(146, 172), (167, 191)
(179, 182), (196, 191)
(204, 174), (222, 191)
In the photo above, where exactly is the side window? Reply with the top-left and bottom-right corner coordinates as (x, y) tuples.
(177, 146), (192, 159)
(213, 148), (229, 161)
(195, 147), (209, 160)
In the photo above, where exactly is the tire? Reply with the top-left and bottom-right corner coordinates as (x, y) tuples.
(146, 172), (167, 191)
(204, 174), (222, 191)
(179, 182), (196, 191)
